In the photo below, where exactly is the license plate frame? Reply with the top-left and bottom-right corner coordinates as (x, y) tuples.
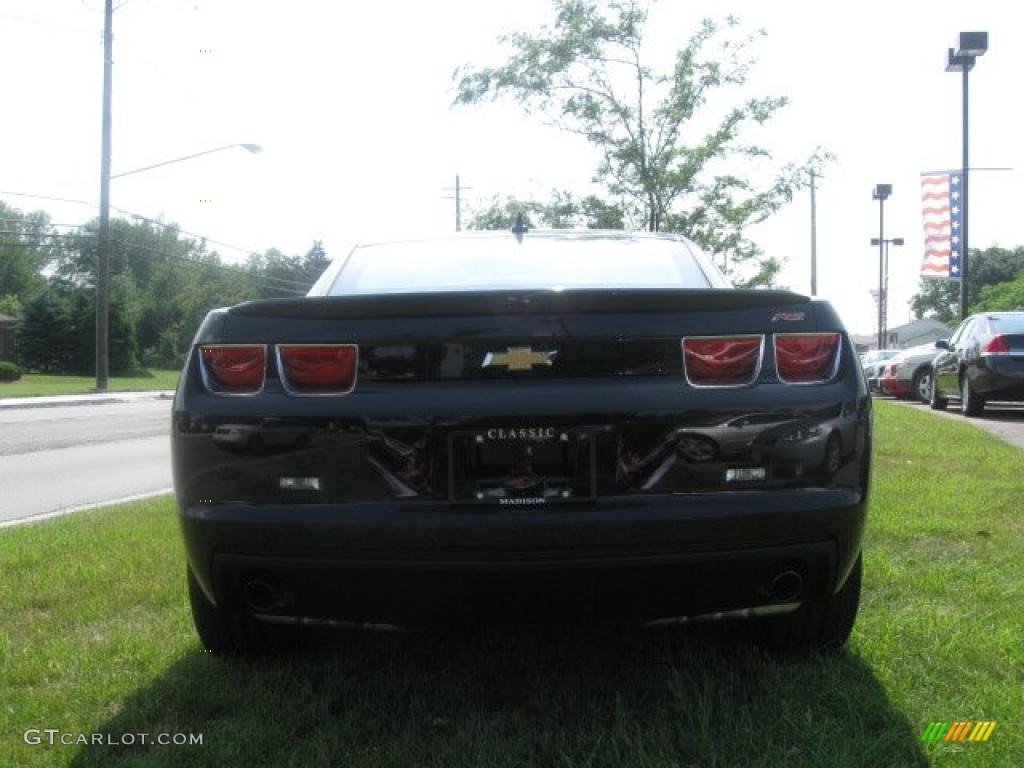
(448, 428), (596, 507)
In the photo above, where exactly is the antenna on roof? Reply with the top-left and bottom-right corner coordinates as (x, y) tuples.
(511, 212), (529, 243)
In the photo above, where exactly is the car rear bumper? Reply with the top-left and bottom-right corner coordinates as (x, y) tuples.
(974, 357), (1024, 400)
(880, 377), (911, 396)
(181, 489), (866, 626)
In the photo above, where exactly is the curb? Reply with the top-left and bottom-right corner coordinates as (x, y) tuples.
(0, 390), (175, 411)
(0, 488), (174, 529)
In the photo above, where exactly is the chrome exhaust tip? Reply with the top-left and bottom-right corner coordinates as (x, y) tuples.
(243, 579), (286, 612)
(767, 570), (804, 603)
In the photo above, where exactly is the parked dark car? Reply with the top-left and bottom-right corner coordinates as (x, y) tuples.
(930, 311), (1024, 415)
(172, 230), (871, 655)
(879, 344), (940, 403)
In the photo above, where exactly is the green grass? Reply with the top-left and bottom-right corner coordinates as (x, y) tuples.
(1, 401), (1021, 767)
(0, 369), (179, 399)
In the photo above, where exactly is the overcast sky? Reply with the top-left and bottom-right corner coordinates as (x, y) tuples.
(2, 0), (1022, 334)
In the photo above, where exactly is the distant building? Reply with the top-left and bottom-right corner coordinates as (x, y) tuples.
(851, 317), (953, 352)
(0, 313), (15, 362)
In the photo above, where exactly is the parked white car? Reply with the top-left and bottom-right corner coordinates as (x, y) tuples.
(860, 349), (900, 392)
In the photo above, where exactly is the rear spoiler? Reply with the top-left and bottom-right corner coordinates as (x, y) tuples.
(228, 289), (811, 320)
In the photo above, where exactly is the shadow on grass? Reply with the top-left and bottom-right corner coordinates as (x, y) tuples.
(70, 624), (926, 768)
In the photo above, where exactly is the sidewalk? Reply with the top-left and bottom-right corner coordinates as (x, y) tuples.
(0, 390), (174, 410)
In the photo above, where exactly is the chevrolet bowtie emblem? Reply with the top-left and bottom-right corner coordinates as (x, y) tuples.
(482, 346), (557, 372)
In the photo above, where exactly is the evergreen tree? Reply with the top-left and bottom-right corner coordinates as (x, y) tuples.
(16, 286), (74, 373)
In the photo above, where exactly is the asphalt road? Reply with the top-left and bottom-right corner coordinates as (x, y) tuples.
(0, 399), (172, 525)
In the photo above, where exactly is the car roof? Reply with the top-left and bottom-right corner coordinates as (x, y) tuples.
(980, 311), (1024, 318)
(354, 229), (695, 249)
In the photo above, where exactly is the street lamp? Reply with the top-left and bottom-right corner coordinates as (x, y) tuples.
(870, 236), (904, 348)
(872, 184), (892, 350)
(110, 143), (263, 180)
(945, 31), (988, 321)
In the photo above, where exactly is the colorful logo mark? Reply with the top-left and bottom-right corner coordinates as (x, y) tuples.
(921, 721), (997, 742)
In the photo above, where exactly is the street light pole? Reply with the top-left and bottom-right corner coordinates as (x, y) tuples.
(946, 31), (988, 321)
(872, 184), (892, 350)
(960, 61), (970, 321)
(95, 0), (113, 391)
(872, 236), (905, 348)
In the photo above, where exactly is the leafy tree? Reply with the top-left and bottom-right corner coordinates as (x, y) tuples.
(0, 294), (21, 319)
(68, 274), (140, 375)
(0, 201), (54, 297)
(453, 2), (827, 286)
(975, 272), (1024, 312)
(304, 240), (330, 279)
(17, 279), (138, 376)
(911, 246), (1024, 323)
(15, 209), (325, 371)
(16, 285), (75, 373)
(909, 279), (959, 326)
(467, 198), (541, 230)
(245, 243), (327, 299)
(468, 192), (626, 231)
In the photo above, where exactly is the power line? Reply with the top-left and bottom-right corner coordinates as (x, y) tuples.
(0, 10), (99, 34)
(0, 208), (315, 290)
(0, 188), (275, 261)
(0, 189), (94, 207)
(0, 219), (87, 229)
(0, 233), (312, 294)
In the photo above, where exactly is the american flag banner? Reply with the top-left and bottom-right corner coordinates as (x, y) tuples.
(919, 171), (964, 280)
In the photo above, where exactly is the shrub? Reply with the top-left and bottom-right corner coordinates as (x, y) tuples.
(0, 361), (22, 382)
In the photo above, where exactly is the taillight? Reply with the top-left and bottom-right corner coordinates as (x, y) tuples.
(682, 336), (763, 387)
(983, 335), (1010, 354)
(775, 333), (841, 384)
(277, 344), (358, 395)
(200, 345), (266, 395)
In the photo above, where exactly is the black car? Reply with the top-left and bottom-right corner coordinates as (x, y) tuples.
(930, 311), (1024, 416)
(172, 230), (871, 654)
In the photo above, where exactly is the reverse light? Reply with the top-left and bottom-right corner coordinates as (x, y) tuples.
(277, 344), (358, 395)
(200, 345), (266, 395)
(682, 336), (763, 387)
(279, 477), (321, 491)
(775, 333), (841, 384)
(983, 335), (1010, 355)
(725, 467), (766, 483)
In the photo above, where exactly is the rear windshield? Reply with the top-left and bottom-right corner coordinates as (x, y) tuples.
(328, 236), (712, 295)
(988, 314), (1024, 333)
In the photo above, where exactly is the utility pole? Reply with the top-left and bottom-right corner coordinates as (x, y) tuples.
(96, 0), (113, 391)
(810, 170), (818, 295)
(442, 174), (472, 232)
